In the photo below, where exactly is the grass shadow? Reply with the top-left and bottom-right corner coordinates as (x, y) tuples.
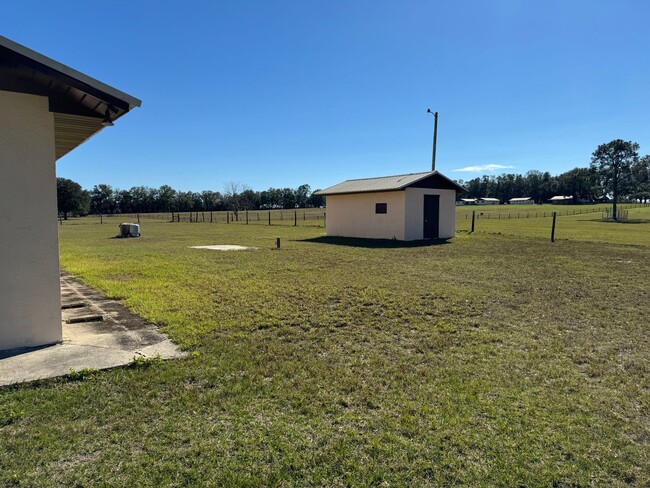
(299, 236), (451, 248)
(571, 217), (650, 224)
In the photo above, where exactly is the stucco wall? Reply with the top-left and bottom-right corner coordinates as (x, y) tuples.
(404, 188), (457, 240)
(325, 191), (406, 240)
(0, 91), (61, 351)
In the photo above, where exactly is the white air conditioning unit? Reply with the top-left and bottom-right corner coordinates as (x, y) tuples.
(119, 223), (140, 238)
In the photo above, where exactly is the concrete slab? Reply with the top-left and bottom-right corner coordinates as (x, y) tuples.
(0, 272), (185, 386)
(190, 245), (258, 251)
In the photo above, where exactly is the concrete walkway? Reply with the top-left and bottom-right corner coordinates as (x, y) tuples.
(0, 273), (184, 386)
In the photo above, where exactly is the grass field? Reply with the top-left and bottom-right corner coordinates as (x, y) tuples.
(2, 207), (649, 486)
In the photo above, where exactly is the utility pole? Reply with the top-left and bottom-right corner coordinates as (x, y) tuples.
(427, 109), (438, 171)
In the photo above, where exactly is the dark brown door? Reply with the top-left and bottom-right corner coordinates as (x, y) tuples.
(423, 195), (440, 239)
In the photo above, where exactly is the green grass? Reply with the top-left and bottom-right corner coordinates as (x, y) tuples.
(464, 204), (650, 245)
(1, 213), (649, 486)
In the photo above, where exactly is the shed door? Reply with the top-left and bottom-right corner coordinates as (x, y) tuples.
(423, 195), (440, 239)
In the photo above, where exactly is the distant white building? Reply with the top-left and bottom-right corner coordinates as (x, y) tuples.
(315, 171), (465, 240)
(478, 197), (500, 205)
(549, 195), (573, 204)
(458, 198), (478, 205)
(509, 197), (533, 205)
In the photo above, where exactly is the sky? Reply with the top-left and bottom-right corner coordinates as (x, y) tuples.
(3, 1), (650, 192)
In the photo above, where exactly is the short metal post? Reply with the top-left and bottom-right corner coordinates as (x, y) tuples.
(551, 212), (557, 242)
(471, 210), (475, 233)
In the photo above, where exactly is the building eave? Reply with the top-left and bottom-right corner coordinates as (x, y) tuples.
(0, 35), (141, 160)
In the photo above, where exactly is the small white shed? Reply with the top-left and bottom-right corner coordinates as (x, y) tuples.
(0, 36), (141, 351)
(314, 171), (465, 241)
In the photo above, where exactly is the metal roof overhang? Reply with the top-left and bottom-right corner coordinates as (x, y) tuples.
(315, 171), (466, 196)
(0, 35), (141, 160)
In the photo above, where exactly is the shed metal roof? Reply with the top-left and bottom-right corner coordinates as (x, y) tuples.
(0, 35), (141, 159)
(315, 171), (465, 196)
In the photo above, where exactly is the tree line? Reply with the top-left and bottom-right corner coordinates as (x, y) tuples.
(457, 140), (649, 206)
(58, 139), (650, 219)
(56, 181), (326, 219)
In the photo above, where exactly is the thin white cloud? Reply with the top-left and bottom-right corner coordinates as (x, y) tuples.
(452, 164), (515, 172)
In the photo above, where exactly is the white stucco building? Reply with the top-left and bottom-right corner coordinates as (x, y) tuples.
(0, 36), (141, 352)
(315, 171), (465, 241)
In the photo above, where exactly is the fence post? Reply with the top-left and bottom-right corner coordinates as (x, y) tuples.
(471, 210), (475, 233)
(137, 212), (140, 223)
(551, 211), (557, 242)
(100, 214), (103, 224)
(294, 210), (297, 226)
(268, 211), (271, 226)
(276, 237), (281, 249)
(227, 211), (230, 224)
(210, 211), (213, 223)
(246, 210), (249, 224)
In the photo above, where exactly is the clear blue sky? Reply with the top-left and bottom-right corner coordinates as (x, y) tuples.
(3, 1), (650, 192)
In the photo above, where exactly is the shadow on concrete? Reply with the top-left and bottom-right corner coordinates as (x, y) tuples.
(0, 343), (56, 360)
(299, 236), (451, 249)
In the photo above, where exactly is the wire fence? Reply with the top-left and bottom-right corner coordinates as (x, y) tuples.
(84, 208), (327, 227)
(460, 203), (649, 220)
(462, 204), (650, 243)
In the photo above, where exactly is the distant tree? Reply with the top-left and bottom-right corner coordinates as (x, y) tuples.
(539, 171), (557, 202)
(630, 155), (650, 203)
(239, 188), (259, 210)
(56, 177), (89, 219)
(129, 186), (154, 212)
(156, 185), (177, 212)
(174, 191), (195, 212)
(115, 189), (134, 213)
(280, 188), (296, 209)
(556, 167), (599, 202)
(200, 190), (223, 211)
(224, 182), (250, 219)
(525, 170), (544, 203)
(89, 184), (116, 215)
(260, 188), (283, 209)
(294, 184), (311, 208)
(308, 190), (325, 208)
(464, 177), (481, 198)
(591, 139), (639, 220)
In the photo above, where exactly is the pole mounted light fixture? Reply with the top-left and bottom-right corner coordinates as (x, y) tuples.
(427, 109), (438, 171)
(102, 105), (117, 127)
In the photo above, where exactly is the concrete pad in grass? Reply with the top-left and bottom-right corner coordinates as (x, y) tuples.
(190, 245), (258, 251)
